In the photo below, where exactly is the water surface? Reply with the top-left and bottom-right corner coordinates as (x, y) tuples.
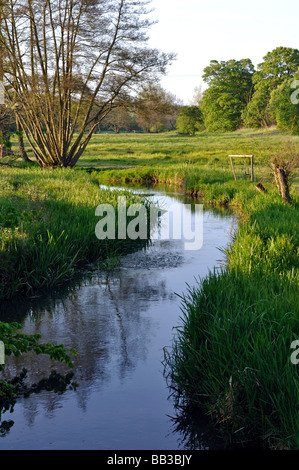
(0, 186), (236, 450)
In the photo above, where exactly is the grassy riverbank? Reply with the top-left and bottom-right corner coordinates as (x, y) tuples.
(2, 128), (299, 448)
(0, 166), (149, 300)
(166, 191), (299, 449)
(75, 128), (299, 190)
(76, 129), (298, 449)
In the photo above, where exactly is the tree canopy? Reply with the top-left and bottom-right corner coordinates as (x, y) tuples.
(199, 48), (299, 134)
(243, 47), (299, 128)
(201, 59), (254, 132)
(269, 72), (299, 135)
(176, 106), (203, 135)
(135, 83), (181, 133)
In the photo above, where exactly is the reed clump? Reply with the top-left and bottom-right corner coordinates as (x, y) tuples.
(0, 166), (149, 299)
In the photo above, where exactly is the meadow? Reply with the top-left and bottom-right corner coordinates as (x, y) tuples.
(0, 166), (150, 299)
(81, 129), (299, 449)
(77, 127), (298, 176)
(1, 128), (299, 449)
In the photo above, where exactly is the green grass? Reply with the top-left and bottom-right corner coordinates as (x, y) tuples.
(165, 191), (299, 449)
(76, 128), (297, 168)
(9, 126), (299, 173)
(80, 129), (298, 449)
(0, 166), (150, 299)
(3, 127), (299, 448)
(75, 128), (298, 204)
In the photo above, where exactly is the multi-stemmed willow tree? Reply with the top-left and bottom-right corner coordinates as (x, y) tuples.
(0, 0), (174, 167)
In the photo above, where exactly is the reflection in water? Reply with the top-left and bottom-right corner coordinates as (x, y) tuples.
(168, 403), (224, 451)
(0, 187), (237, 450)
(2, 268), (171, 409)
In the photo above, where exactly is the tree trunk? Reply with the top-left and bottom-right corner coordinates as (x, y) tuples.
(277, 168), (290, 203)
(16, 119), (31, 162)
(17, 133), (31, 162)
(271, 162), (291, 203)
(0, 113), (11, 158)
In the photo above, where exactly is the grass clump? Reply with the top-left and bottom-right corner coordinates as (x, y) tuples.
(165, 192), (299, 449)
(0, 166), (150, 299)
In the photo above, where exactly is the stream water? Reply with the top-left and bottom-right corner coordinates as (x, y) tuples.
(0, 185), (236, 450)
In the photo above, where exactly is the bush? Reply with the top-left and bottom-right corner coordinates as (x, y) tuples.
(176, 106), (203, 135)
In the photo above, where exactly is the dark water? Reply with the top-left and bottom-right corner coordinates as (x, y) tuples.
(0, 186), (236, 450)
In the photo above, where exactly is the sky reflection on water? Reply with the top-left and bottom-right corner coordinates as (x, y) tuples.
(0, 187), (236, 450)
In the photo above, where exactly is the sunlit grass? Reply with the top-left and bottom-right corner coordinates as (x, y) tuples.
(165, 190), (299, 449)
(0, 167), (149, 299)
(74, 129), (298, 196)
(4, 128), (299, 448)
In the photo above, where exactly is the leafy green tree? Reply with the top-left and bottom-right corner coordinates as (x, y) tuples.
(201, 59), (254, 132)
(150, 121), (165, 133)
(176, 106), (203, 135)
(269, 71), (299, 134)
(243, 47), (299, 128)
(241, 79), (273, 128)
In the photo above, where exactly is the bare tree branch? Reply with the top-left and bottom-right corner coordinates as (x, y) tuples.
(0, 0), (175, 167)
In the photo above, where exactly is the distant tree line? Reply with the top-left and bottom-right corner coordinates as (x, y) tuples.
(113, 46), (299, 137)
(200, 46), (299, 134)
(99, 84), (204, 136)
(1, 2), (298, 170)
(99, 83), (182, 134)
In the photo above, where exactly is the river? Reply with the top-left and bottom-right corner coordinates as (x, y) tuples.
(0, 185), (236, 450)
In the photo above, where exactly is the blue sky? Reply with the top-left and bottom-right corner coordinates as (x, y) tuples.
(148, 0), (299, 103)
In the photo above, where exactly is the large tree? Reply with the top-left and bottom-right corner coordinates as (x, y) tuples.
(243, 47), (299, 128)
(135, 83), (181, 132)
(0, 0), (7, 155)
(201, 59), (254, 132)
(0, 0), (174, 167)
(101, 104), (133, 133)
(269, 70), (299, 135)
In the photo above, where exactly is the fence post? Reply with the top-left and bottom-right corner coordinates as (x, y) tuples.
(251, 155), (254, 182)
(229, 156), (237, 181)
